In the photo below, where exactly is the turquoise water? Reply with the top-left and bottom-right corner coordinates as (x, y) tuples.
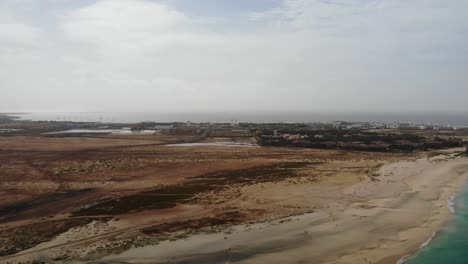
(406, 183), (468, 264)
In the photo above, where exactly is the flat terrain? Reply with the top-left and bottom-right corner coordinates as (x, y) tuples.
(0, 132), (466, 264)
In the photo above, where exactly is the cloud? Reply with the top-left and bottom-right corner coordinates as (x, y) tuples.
(61, 0), (188, 44)
(0, 23), (42, 47)
(1, 0), (468, 112)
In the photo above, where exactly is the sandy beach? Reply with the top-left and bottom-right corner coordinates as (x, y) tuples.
(3, 0), (468, 261)
(101, 152), (468, 264)
(0, 133), (466, 264)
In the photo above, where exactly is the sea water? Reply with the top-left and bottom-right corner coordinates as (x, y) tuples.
(405, 183), (468, 264)
(12, 111), (468, 125)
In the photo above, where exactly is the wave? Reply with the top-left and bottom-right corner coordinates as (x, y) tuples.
(448, 195), (456, 214)
(397, 190), (464, 264)
(419, 231), (436, 248)
(396, 255), (409, 264)
(396, 231), (437, 263)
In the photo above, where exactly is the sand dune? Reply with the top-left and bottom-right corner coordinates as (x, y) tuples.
(102, 154), (468, 264)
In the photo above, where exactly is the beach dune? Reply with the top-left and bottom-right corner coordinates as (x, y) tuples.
(102, 154), (468, 264)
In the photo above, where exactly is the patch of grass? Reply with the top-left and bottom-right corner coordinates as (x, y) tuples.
(0, 218), (108, 256)
(141, 212), (244, 236)
(74, 162), (313, 216)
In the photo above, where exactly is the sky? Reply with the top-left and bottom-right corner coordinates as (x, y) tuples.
(1, 0), (468, 113)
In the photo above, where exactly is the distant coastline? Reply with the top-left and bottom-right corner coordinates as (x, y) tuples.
(9, 111), (468, 126)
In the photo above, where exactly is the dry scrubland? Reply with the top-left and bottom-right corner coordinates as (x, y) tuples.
(0, 133), (466, 264)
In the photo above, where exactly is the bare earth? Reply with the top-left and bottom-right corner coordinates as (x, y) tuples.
(98, 153), (467, 264)
(0, 134), (466, 264)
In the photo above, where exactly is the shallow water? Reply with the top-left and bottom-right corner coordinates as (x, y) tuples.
(0, 129), (20, 133)
(44, 129), (156, 135)
(405, 183), (468, 264)
(166, 142), (257, 147)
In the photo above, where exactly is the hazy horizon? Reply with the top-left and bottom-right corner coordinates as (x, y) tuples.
(2, 0), (468, 113)
(9, 111), (468, 125)
(1, 3), (468, 262)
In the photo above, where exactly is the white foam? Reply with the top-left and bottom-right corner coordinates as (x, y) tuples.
(447, 195), (456, 214)
(396, 231), (437, 264)
(419, 231), (436, 248)
(396, 255), (409, 264)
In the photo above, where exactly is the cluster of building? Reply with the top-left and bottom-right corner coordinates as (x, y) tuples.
(330, 121), (461, 131)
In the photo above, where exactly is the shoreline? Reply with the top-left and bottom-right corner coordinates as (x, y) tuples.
(379, 181), (465, 264)
(99, 152), (468, 264)
(327, 153), (468, 264)
(391, 181), (467, 264)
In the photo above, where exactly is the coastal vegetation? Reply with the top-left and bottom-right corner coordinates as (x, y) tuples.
(257, 129), (463, 152)
(0, 114), (467, 264)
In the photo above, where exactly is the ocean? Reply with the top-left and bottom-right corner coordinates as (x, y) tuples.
(10, 111), (468, 126)
(405, 183), (468, 264)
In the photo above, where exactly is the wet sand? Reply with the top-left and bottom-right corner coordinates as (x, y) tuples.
(101, 154), (468, 264)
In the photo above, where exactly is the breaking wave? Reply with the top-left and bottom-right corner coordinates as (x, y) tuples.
(419, 231), (436, 248)
(448, 195), (456, 214)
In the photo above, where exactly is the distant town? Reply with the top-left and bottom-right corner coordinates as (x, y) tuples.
(1, 113), (466, 153)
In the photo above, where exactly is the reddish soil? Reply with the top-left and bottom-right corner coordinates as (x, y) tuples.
(0, 135), (406, 262)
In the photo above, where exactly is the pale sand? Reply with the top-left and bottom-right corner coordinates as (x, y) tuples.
(101, 154), (468, 264)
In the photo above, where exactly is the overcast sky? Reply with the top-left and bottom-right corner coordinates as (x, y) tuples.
(1, 0), (468, 113)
